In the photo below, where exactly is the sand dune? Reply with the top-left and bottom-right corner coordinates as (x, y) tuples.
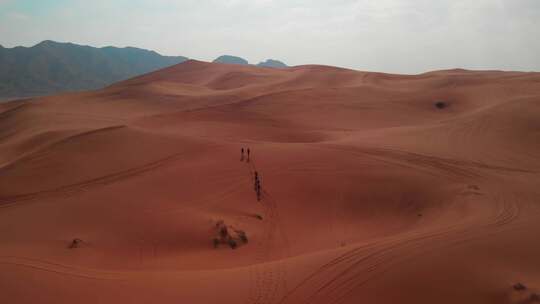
(1, 60), (540, 304)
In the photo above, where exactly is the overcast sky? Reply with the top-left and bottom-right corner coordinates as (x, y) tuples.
(1, 0), (539, 73)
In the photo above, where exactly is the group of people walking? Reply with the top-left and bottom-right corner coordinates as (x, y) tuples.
(240, 147), (250, 162)
(254, 171), (261, 201)
(241, 147), (262, 202)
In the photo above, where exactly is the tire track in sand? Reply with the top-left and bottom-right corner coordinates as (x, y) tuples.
(0, 150), (194, 208)
(0, 256), (127, 281)
(244, 159), (290, 304)
(278, 187), (522, 304)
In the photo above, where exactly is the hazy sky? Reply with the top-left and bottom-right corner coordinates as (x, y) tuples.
(1, 0), (539, 73)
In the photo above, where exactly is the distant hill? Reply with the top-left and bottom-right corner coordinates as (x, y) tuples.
(213, 55), (288, 68)
(257, 59), (288, 68)
(0, 40), (188, 98)
(212, 55), (249, 65)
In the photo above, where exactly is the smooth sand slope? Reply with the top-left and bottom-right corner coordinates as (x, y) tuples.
(1, 60), (540, 304)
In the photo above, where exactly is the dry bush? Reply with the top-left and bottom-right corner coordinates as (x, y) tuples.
(513, 283), (527, 291)
(228, 239), (238, 249)
(435, 101), (447, 109)
(69, 238), (82, 249)
(213, 220), (248, 249)
(236, 230), (248, 243)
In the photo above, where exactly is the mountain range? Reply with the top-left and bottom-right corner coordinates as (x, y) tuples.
(212, 55), (288, 68)
(0, 41), (188, 99)
(213, 55), (249, 65)
(256, 59), (288, 68)
(0, 41), (288, 99)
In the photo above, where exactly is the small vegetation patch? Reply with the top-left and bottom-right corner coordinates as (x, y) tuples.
(228, 239), (238, 249)
(213, 220), (248, 250)
(434, 101), (447, 109)
(68, 238), (83, 249)
(236, 230), (248, 243)
(513, 283), (527, 291)
(468, 185), (480, 190)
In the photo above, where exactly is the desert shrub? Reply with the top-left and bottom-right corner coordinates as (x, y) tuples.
(237, 230), (248, 243)
(228, 239), (238, 249)
(219, 225), (229, 239)
(213, 220), (250, 249)
(435, 101), (447, 109)
(513, 283), (527, 291)
(69, 238), (82, 249)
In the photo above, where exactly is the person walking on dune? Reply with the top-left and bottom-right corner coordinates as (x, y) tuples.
(253, 171), (259, 191)
(254, 171), (259, 191)
(247, 148), (251, 162)
(254, 172), (261, 201)
(256, 180), (261, 202)
(241, 148), (245, 161)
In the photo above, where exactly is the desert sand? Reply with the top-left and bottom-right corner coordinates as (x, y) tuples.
(1, 60), (540, 304)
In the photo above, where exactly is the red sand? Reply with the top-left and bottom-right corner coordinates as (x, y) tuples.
(1, 60), (540, 304)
